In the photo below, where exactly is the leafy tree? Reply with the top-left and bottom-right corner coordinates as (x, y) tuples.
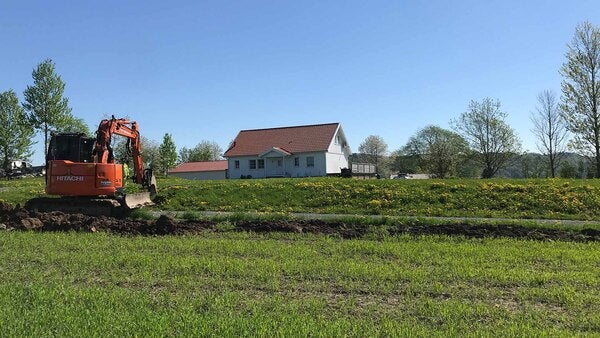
(0, 90), (35, 170)
(560, 21), (600, 177)
(357, 135), (388, 175)
(387, 151), (419, 174)
(452, 98), (521, 178)
(531, 90), (568, 177)
(403, 125), (468, 178)
(23, 59), (88, 152)
(158, 133), (177, 175)
(559, 161), (577, 178)
(141, 136), (161, 171)
(59, 115), (92, 136)
(178, 140), (222, 163)
(112, 136), (160, 172)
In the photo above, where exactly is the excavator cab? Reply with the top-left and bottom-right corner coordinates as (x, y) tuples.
(47, 133), (95, 163)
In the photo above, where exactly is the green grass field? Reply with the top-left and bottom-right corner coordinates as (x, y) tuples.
(4, 176), (600, 220)
(0, 231), (597, 336)
(1, 176), (598, 335)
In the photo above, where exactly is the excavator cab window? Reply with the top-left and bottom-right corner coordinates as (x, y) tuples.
(47, 133), (95, 163)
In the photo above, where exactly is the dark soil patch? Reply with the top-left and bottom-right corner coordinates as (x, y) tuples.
(0, 202), (597, 241)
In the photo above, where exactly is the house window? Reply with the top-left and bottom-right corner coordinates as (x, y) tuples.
(307, 156), (314, 167)
(249, 159), (256, 169)
(258, 159), (264, 169)
(234, 160), (239, 169)
(277, 159), (282, 167)
(294, 157), (299, 167)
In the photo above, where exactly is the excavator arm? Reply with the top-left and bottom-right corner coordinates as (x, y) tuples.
(94, 116), (157, 204)
(94, 117), (145, 184)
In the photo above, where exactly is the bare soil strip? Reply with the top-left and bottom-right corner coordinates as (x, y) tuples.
(1, 202), (597, 241)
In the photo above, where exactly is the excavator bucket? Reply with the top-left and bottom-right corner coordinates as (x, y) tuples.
(123, 192), (154, 209)
(123, 173), (157, 209)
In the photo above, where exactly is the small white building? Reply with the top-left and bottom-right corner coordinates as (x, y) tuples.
(168, 160), (228, 180)
(224, 123), (351, 179)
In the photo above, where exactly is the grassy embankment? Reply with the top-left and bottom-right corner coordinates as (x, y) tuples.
(0, 231), (597, 336)
(4, 176), (600, 220)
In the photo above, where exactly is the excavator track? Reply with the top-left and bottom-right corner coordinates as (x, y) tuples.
(25, 197), (124, 217)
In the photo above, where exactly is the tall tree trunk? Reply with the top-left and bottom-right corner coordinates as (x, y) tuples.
(596, 143), (600, 178)
(44, 123), (48, 158)
(2, 153), (9, 172)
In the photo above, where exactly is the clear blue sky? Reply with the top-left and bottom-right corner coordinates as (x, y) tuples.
(1, 0), (599, 165)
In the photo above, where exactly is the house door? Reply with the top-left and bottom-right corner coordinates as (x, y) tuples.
(266, 158), (284, 177)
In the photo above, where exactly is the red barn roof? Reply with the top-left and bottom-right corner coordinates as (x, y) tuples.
(224, 123), (340, 157)
(168, 160), (228, 173)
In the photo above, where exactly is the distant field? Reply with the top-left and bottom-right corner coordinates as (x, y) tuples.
(4, 177), (600, 220)
(0, 231), (597, 336)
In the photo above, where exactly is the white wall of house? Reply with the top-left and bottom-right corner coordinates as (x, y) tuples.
(325, 152), (348, 174)
(325, 127), (350, 174)
(169, 170), (227, 180)
(227, 152), (328, 179)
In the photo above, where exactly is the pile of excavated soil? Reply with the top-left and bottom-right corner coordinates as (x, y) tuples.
(0, 202), (598, 241)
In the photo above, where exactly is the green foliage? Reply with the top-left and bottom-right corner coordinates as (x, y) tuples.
(561, 21), (600, 177)
(178, 140), (222, 163)
(560, 161), (578, 178)
(387, 151), (419, 175)
(0, 90), (35, 171)
(141, 136), (160, 171)
(57, 115), (91, 136)
(22, 59), (85, 152)
(158, 133), (177, 175)
(403, 125), (468, 178)
(0, 232), (597, 336)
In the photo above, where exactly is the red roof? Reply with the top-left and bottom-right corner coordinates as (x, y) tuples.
(224, 123), (340, 157)
(168, 160), (228, 173)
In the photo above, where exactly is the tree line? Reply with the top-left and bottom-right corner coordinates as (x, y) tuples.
(356, 21), (600, 179)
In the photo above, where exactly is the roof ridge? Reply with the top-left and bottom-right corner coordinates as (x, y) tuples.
(182, 160), (226, 163)
(239, 122), (339, 133)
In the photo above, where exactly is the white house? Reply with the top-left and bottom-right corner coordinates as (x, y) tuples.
(224, 123), (351, 179)
(167, 160), (228, 180)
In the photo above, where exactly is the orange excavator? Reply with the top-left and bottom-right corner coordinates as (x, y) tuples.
(26, 116), (157, 216)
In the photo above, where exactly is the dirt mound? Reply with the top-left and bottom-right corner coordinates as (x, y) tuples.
(0, 204), (597, 241)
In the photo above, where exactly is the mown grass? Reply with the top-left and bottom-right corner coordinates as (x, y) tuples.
(0, 231), (597, 336)
(6, 176), (600, 220)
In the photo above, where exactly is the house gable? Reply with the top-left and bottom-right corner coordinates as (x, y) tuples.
(259, 147), (293, 158)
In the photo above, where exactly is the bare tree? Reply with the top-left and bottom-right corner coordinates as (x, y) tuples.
(560, 21), (600, 177)
(531, 90), (569, 177)
(452, 98), (521, 178)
